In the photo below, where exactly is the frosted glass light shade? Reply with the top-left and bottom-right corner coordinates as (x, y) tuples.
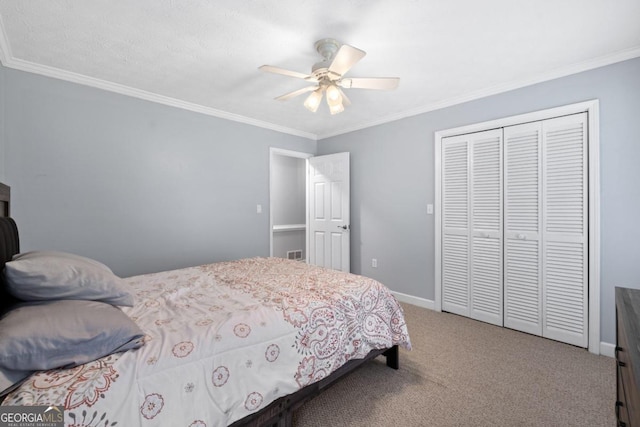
(325, 84), (342, 106)
(329, 101), (344, 115)
(304, 89), (323, 112)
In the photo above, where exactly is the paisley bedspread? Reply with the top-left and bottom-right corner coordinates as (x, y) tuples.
(1, 257), (411, 426)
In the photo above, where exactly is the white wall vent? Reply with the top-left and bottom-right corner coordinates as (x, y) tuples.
(287, 250), (303, 260)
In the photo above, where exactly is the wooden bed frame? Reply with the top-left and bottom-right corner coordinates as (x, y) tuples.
(0, 183), (9, 217)
(0, 183), (20, 316)
(231, 346), (398, 427)
(0, 183), (401, 426)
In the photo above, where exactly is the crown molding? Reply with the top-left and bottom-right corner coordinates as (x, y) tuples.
(0, 14), (12, 65)
(1, 12), (638, 143)
(317, 46), (640, 140)
(4, 57), (318, 140)
(0, 23), (317, 141)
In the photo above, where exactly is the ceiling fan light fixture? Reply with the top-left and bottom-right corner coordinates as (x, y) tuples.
(261, 38), (400, 116)
(304, 88), (323, 112)
(326, 83), (344, 114)
(325, 84), (342, 106)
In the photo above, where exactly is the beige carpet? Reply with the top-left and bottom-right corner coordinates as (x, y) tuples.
(293, 303), (615, 427)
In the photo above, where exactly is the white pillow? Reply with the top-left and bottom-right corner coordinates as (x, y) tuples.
(4, 251), (134, 306)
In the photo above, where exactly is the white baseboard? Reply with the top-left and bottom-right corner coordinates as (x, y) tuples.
(391, 291), (436, 311)
(600, 341), (615, 358)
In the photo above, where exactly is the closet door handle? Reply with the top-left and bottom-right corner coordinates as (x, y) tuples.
(517, 233), (526, 240)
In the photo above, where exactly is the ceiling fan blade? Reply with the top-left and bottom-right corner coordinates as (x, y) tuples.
(259, 65), (311, 80)
(338, 88), (351, 107)
(328, 44), (366, 77)
(275, 86), (318, 101)
(339, 77), (400, 90)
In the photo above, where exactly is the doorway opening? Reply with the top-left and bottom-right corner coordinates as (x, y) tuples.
(269, 148), (313, 260)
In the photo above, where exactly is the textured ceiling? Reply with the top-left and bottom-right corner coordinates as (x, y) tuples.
(0, 1), (639, 140)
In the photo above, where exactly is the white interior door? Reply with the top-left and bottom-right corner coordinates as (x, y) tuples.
(541, 113), (588, 347)
(436, 101), (599, 353)
(503, 121), (543, 336)
(307, 152), (350, 272)
(441, 135), (470, 317)
(441, 129), (503, 325)
(470, 129), (503, 326)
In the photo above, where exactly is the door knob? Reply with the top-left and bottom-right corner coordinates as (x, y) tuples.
(338, 225), (350, 230)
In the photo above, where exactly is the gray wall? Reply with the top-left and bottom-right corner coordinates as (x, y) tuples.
(0, 65), (316, 277)
(271, 154), (305, 225)
(317, 57), (640, 345)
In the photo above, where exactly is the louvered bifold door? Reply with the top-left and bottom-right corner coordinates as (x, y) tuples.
(504, 122), (543, 336)
(442, 130), (503, 323)
(541, 113), (588, 347)
(442, 135), (470, 317)
(470, 129), (503, 326)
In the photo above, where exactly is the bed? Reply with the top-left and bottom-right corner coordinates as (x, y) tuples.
(0, 184), (411, 426)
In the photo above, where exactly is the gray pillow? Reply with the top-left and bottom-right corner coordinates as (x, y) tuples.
(0, 299), (145, 395)
(5, 251), (134, 306)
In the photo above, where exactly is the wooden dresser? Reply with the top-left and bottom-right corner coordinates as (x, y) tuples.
(616, 287), (640, 426)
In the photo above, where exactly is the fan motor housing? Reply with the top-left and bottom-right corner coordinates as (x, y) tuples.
(311, 38), (341, 79)
(314, 38), (340, 60)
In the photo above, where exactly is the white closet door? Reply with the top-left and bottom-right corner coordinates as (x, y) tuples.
(442, 129), (503, 324)
(470, 129), (503, 326)
(541, 113), (588, 347)
(504, 122), (543, 336)
(504, 114), (588, 346)
(440, 109), (590, 348)
(442, 135), (470, 317)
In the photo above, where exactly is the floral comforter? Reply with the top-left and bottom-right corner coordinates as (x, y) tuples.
(2, 257), (411, 426)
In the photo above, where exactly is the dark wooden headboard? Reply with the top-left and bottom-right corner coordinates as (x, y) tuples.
(0, 183), (9, 218)
(0, 184), (20, 314)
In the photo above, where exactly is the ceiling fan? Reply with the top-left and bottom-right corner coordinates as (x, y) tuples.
(259, 39), (399, 115)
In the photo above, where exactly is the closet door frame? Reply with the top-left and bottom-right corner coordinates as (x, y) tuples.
(434, 99), (600, 354)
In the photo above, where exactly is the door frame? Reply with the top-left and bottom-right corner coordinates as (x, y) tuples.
(269, 148), (314, 259)
(434, 99), (601, 354)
